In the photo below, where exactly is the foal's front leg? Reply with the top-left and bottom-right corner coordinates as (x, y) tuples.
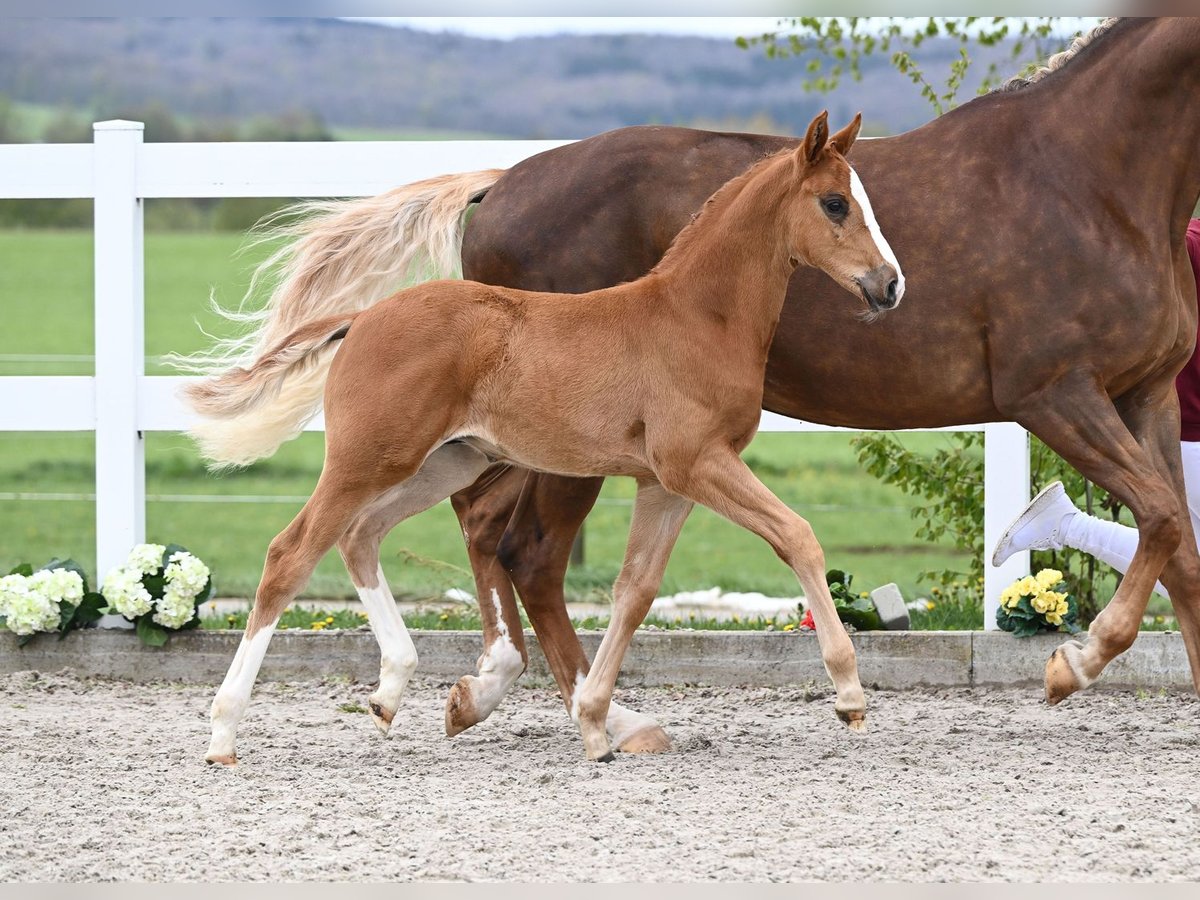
(574, 479), (693, 761)
(665, 448), (866, 730)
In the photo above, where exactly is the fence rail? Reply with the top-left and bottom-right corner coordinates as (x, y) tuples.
(0, 121), (1031, 627)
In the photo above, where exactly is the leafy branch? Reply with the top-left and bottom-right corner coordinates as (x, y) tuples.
(738, 17), (1073, 114)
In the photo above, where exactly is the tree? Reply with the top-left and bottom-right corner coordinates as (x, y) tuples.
(739, 17), (1087, 115)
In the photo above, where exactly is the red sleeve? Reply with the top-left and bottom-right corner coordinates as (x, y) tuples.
(1173, 220), (1200, 438)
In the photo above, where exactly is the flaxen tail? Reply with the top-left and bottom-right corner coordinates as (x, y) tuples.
(172, 168), (505, 468)
(184, 313), (360, 464)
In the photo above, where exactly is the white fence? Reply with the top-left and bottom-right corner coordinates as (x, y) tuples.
(0, 121), (1030, 628)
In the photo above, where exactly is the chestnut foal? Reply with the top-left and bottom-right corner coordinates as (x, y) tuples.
(190, 111), (902, 764)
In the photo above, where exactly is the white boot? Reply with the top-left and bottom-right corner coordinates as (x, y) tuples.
(991, 481), (1079, 567)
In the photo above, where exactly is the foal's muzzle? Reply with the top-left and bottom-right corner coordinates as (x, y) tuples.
(857, 264), (901, 312)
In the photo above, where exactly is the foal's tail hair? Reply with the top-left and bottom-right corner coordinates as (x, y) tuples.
(183, 314), (360, 468)
(170, 167), (505, 468)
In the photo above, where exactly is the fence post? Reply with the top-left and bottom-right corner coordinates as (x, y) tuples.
(93, 120), (145, 579)
(983, 422), (1030, 629)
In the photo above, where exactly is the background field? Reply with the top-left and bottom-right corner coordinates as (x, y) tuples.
(0, 225), (974, 604)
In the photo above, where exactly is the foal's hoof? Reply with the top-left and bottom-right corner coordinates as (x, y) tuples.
(1045, 640), (1089, 705)
(837, 708), (868, 733)
(369, 695), (396, 735)
(616, 724), (673, 754)
(444, 677), (479, 737)
(204, 752), (238, 767)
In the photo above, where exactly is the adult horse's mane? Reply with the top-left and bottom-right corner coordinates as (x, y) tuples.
(997, 17), (1124, 92)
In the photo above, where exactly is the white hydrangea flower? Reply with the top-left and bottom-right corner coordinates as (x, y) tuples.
(28, 568), (84, 605)
(102, 566), (153, 619)
(126, 543), (166, 577)
(153, 586), (196, 629)
(1, 574), (60, 636)
(164, 551), (210, 600)
(0, 573), (27, 619)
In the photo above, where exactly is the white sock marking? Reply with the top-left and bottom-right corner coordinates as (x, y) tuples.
(208, 618), (278, 759)
(849, 166), (905, 302)
(463, 588), (525, 717)
(358, 566), (418, 708)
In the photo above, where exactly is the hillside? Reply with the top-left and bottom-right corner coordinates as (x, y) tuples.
(0, 18), (1026, 140)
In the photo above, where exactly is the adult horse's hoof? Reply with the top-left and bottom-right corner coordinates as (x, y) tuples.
(369, 695), (396, 735)
(837, 708), (868, 733)
(616, 724), (673, 754)
(204, 752), (238, 767)
(1045, 640), (1089, 705)
(595, 751), (616, 763)
(444, 677), (478, 737)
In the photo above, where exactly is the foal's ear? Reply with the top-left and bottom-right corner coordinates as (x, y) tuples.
(798, 110), (830, 169)
(830, 113), (863, 156)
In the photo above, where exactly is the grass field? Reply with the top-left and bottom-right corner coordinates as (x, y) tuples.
(1, 226), (976, 610)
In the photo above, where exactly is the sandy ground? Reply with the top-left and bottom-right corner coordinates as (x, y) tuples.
(1, 670), (1199, 882)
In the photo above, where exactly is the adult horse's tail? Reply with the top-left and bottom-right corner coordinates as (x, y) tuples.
(174, 168), (505, 468)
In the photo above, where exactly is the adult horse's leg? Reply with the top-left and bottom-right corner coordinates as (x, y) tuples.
(500, 472), (672, 752)
(1011, 377), (1183, 703)
(446, 468), (673, 751)
(1116, 386), (1200, 693)
(444, 464), (532, 736)
(574, 479), (693, 762)
(338, 443), (494, 734)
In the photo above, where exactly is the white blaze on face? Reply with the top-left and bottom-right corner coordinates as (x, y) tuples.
(849, 166), (905, 303)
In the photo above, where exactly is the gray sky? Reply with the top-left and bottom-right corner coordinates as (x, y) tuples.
(349, 17), (784, 40)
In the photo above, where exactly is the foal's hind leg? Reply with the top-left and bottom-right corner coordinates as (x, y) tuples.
(338, 442), (493, 735)
(659, 447), (866, 730)
(574, 479), (693, 761)
(206, 471), (386, 765)
(1012, 379), (1183, 703)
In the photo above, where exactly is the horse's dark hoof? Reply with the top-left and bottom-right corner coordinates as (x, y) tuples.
(596, 751), (616, 763)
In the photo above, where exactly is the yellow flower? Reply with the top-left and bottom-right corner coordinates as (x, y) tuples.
(782, 622), (796, 632)
(310, 621), (325, 631)
(1032, 594), (1050, 614)
(1016, 576), (1039, 596)
(1046, 612), (1063, 626)
(859, 592), (869, 599)
(926, 601), (936, 611)
(325, 616), (335, 624)
(1000, 586), (1021, 609)
(1036, 569), (1064, 591)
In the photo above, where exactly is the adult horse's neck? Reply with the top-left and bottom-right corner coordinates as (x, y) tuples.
(1014, 18), (1200, 241)
(647, 152), (801, 346)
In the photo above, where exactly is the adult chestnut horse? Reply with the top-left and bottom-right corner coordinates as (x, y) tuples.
(191, 113), (900, 763)
(187, 17), (1200, 750)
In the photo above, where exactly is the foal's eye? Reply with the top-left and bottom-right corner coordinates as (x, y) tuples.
(822, 196), (849, 219)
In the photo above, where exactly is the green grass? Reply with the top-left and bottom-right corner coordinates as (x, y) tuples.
(200, 599), (989, 632)
(1, 227), (976, 611)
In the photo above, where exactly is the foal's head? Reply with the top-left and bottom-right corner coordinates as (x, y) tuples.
(784, 110), (904, 315)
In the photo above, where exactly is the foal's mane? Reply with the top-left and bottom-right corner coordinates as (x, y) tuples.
(650, 147), (795, 277)
(995, 17), (1124, 93)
